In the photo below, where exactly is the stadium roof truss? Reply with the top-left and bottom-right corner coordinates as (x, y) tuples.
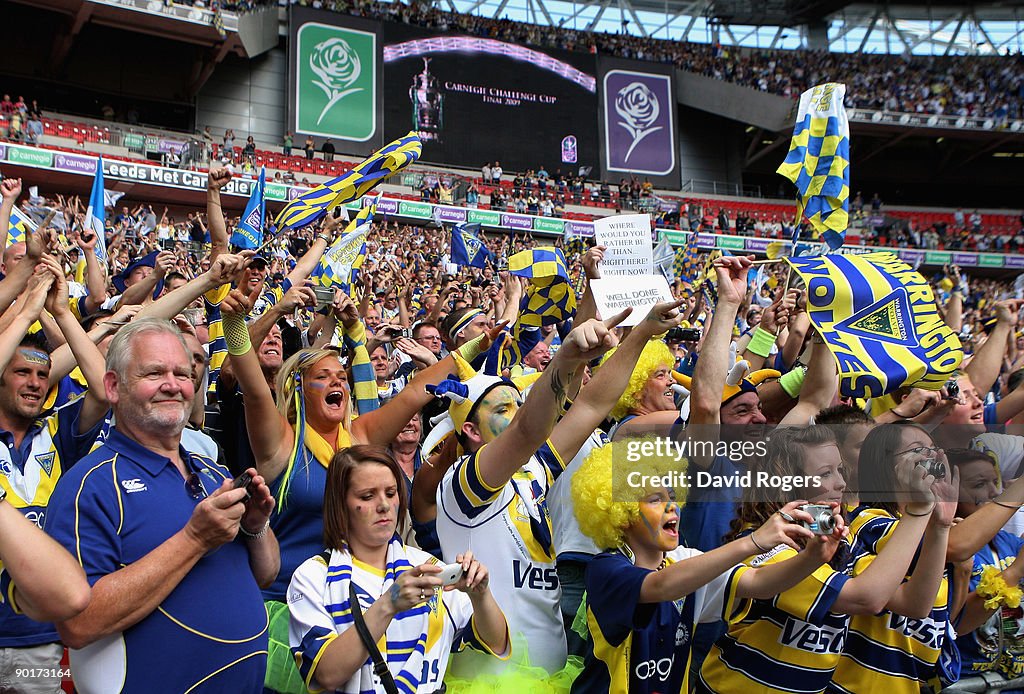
(436, 0), (1024, 56)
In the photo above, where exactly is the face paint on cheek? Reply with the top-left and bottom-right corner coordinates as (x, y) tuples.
(484, 411), (513, 440)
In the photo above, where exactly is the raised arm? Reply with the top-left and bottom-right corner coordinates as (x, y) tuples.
(0, 271), (53, 374)
(966, 300), (1020, 397)
(117, 251), (175, 308)
(550, 301), (683, 461)
(136, 252), (253, 322)
(885, 473), (956, 618)
(831, 461), (936, 614)
(571, 245), (604, 327)
(475, 314), (626, 491)
(40, 256), (109, 433)
(777, 334), (837, 427)
(0, 178), (22, 252)
(76, 227), (109, 316)
(220, 289), (293, 484)
(687, 256), (751, 468)
(206, 165), (232, 263)
(285, 215), (337, 287)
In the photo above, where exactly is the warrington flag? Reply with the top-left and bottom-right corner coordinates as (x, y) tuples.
(786, 251), (962, 399)
(231, 167), (265, 249)
(312, 203), (374, 290)
(509, 247), (576, 327)
(274, 133), (421, 234)
(7, 206), (35, 247)
(776, 83), (850, 251)
(450, 223), (490, 268)
(84, 156), (108, 261)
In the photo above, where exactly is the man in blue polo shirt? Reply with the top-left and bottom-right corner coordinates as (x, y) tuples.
(45, 319), (280, 693)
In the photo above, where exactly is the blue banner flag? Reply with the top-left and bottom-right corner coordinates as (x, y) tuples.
(450, 223), (490, 268)
(231, 167), (266, 249)
(84, 156), (108, 261)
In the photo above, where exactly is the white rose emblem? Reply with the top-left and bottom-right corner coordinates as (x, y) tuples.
(310, 38), (364, 125)
(615, 82), (663, 162)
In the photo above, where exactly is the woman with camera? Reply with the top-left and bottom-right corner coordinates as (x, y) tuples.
(220, 288), (503, 693)
(697, 424), (953, 694)
(288, 445), (508, 694)
(827, 421), (959, 693)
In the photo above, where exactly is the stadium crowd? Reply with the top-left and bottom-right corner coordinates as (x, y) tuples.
(298, 0), (1024, 120)
(0, 162), (1024, 694)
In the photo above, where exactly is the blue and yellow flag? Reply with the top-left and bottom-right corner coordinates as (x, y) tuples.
(777, 83), (849, 251)
(7, 206), (35, 247)
(673, 232), (700, 284)
(450, 223), (491, 268)
(312, 203), (373, 291)
(787, 251), (962, 399)
(273, 133), (420, 234)
(509, 247), (576, 327)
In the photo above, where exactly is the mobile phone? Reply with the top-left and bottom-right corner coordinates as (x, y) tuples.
(232, 472), (253, 501)
(438, 563), (464, 587)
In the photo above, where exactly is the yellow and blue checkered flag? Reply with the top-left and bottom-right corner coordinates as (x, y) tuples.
(312, 203), (374, 291)
(787, 251), (963, 399)
(7, 206), (35, 247)
(777, 83), (850, 251)
(509, 247), (576, 327)
(673, 232), (700, 284)
(273, 132), (420, 233)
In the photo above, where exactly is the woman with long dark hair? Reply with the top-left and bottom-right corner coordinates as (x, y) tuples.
(829, 421), (959, 694)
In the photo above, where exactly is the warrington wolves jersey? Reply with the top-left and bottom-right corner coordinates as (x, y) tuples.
(829, 508), (950, 694)
(436, 441), (567, 675)
(699, 541), (852, 694)
(0, 397), (102, 646)
(574, 547), (748, 694)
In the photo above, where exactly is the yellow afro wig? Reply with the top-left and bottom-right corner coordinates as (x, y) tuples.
(572, 438), (688, 551)
(600, 339), (675, 422)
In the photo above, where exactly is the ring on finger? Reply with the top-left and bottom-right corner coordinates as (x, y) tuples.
(778, 511), (796, 523)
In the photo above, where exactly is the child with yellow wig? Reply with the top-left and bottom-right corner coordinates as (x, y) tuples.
(569, 439), (841, 694)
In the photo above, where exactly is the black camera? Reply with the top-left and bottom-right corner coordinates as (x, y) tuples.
(665, 327), (702, 342)
(918, 458), (947, 480)
(943, 380), (960, 400)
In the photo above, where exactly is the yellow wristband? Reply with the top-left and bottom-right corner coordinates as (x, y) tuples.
(222, 312), (252, 356)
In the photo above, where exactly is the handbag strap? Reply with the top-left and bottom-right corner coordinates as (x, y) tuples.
(349, 583), (400, 694)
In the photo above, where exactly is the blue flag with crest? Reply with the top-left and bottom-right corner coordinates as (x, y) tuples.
(231, 167), (266, 249)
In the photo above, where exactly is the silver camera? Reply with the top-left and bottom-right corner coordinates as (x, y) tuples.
(312, 286), (335, 310)
(799, 504), (837, 535)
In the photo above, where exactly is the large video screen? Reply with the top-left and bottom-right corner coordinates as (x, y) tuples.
(381, 23), (598, 174)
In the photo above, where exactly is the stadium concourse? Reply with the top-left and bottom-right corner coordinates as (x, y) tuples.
(2, 0), (1024, 691)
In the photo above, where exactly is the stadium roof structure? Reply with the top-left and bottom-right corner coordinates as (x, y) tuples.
(436, 0), (1024, 55)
